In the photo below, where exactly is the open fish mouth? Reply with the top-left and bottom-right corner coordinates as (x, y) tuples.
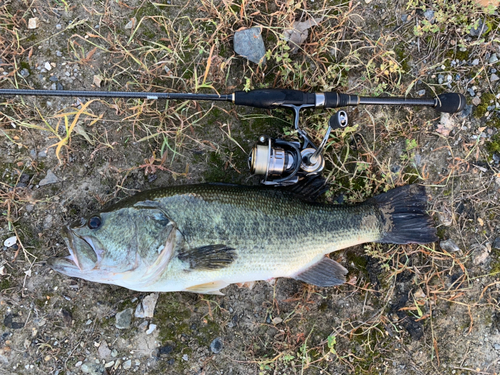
(48, 227), (99, 275)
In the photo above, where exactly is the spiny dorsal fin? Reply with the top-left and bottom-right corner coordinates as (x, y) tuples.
(178, 244), (237, 270)
(283, 175), (329, 202)
(294, 257), (348, 287)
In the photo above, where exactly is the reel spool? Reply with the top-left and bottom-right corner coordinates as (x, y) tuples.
(249, 110), (348, 186)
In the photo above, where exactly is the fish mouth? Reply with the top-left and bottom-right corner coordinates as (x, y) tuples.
(48, 227), (99, 276)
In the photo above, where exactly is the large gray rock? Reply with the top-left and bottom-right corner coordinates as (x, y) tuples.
(234, 27), (266, 65)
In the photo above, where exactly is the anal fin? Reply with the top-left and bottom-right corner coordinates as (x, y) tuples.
(185, 280), (229, 295)
(294, 257), (348, 287)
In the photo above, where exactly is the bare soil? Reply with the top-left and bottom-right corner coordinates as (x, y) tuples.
(1, 1), (500, 374)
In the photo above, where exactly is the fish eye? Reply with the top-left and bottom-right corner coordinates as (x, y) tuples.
(87, 216), (102, 229)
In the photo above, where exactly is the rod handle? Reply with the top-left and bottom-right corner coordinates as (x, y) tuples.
(233, 89), (316, 109)
(434, 93), (466, 113)
(324, 92), (359, 108)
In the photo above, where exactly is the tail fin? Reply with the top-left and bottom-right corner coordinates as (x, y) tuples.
(371, 185), (437, 244)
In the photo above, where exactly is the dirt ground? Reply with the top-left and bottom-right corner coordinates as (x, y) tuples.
(1, 0), (500, 374)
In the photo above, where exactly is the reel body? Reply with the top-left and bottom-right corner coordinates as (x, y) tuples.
(249, 110), (348, 186)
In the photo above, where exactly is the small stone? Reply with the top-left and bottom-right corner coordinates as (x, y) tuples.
(491, 74), (499, 82)
(104, 361), (114, 368)
(56, 51), (63, 57)
(472, 96), (481, 106)
(39, 170), (58, 186)
(122, 360), (132, 370)
(470, 19), (487, 37)
(115, 308), (133, 329)
(272, 317), (283, 325)
(49, 75), (58, 82)
(401, 14), (408, 23)
(75, 361), (82, 367)
(472, 59), (480, 66)
(146, 324), (156, 335)
(44, 62), (52, 71)
(440, 239), (460, 252)
(3, 236), (17, 248)
(490, 54), (499, 64)
(138, 321), (149, 331)
(473, 244), (490, 265)
(135, 293), (159, 318)
(98, 341), (111, 359)
(28, 18), (39, 29)
(417, 89), (426, 96)
(25, 204), (34, 212)
(111, 349), (118, 358)
(492, 238), (500, 250)
(493, 343), (500, 350)
(210, 338), (223, 354)
(423, 9), (434, 21)
(20, 69), (29, 78)
(56, 24), (62, 30)
(38, 149), (47, 157)
(182, 354), (188, 361)
(438, 74), (444, 84)
(124, 17), (136, 30)
(467, 88), (475, 97)
(234, 27), (266, 65)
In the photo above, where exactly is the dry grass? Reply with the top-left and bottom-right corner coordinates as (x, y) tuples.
(1, 0), (500, 374)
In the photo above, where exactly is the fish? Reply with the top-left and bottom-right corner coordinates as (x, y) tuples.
(48, 183), (437, 294)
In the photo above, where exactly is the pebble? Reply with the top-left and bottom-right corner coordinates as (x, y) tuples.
(423, 9), (434, 21)
(182, 354), (189, 361)
(28, 18), (39, 29)
(438, 74), (444, 84)
(234, 27), (266, 65)
(20, 69), (29, 77)
(470, 19), (487, 37)
(56, 24), (62, 30)
(494, 343), (500, 350)
(146, 324), (157, 335)
(80, 361), (104, 375)
(49, 75), (58, 82)
(115, 308), (133, 329)
(472, 59), (480, 66)
(417, 89), (426, 96)
(210, 338), (223, 354)
(138, 321), (149, 331)
(111, 349), (118, 358)
(491, 74), (499, 83)
(56, 51), (63, 57)
(440, 239), (460, 252)
(44, 62), (52, 71)
(467, 88), (475, 97)
(472, 97), (481, 106)
(492, 238), (500, 250)
(472, 244), (490, 266)
(134, 293), (159, 318)
(3, 236), (17, 248)
(490, 54), (499, 64)
(39, 170), (58, 186)
(122, 359), (132, 370)
(98, 341), (111, 359)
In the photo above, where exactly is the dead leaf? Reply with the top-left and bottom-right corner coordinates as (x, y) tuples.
(436, 112), (456, 136)
(473, 0), (499, 8)
(93, 74), (102, 87)
(283, 17), (324, 54)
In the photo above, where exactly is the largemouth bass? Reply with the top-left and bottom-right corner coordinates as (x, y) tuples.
(49, 184), (437, 294)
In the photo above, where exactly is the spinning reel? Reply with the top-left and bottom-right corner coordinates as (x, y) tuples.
(250, 110), (348, 186)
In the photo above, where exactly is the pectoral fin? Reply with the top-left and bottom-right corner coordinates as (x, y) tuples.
(294, 257), (348, 287)
(178, 244), (237, 270)
(185, 281), (229, 295)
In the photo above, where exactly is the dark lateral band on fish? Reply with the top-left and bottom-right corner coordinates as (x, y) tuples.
(49, 183), (437, 294)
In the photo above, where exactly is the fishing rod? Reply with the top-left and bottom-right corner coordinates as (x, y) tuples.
(0, 88), (465, 186)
